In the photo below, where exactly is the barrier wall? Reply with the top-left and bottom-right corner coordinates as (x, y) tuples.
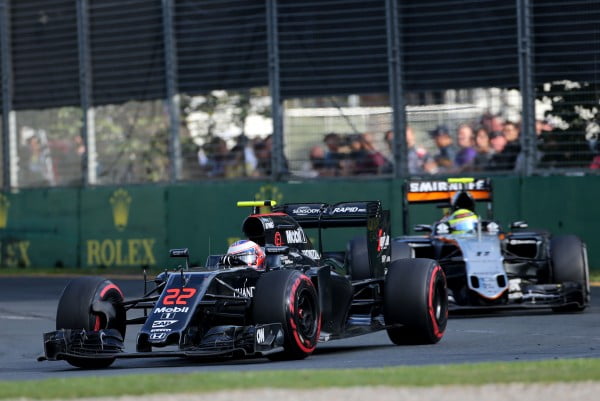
(0, 176), (598, 270)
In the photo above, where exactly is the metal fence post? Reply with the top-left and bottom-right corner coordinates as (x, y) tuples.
(0, 0), (17, 189)
(266, 0), (283, 180)
(385, 0), (408, 178)
(517, 0), (536, 176)
(77, 0), (97, 185)
(162, 0), (181, 182)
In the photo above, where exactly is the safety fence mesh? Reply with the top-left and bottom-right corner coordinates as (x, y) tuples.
(0, 0), (598, 188)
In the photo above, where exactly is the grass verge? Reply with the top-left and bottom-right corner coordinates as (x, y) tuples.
(1, 358), (599, 400)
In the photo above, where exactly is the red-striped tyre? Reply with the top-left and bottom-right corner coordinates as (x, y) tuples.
(253, 270), (321, 360)
(383, 258), (447, 344)
(56, 276), (126, 368)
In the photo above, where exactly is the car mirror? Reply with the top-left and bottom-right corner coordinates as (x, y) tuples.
(413, 224), (433, 233)
(510, 221), (528, 229)
(484, 221), (500, 233)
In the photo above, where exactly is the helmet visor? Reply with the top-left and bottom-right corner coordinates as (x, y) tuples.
(233, 250), (257, 265)
(452, 218), (477, 233)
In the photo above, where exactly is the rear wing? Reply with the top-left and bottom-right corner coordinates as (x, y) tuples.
(405, 177), (492, 204)
(273, 201), (390, 278)
(273, 201), (383, 228)
(403, 178), (493, 234)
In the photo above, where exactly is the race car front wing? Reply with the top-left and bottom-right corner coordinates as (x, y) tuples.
(449, 281), (587, 311)
(39, 323), (284, 362)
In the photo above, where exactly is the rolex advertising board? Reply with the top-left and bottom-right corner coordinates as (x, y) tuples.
(80, 187), (167, 269)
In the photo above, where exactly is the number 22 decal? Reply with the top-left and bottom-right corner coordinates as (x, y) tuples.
(162, 288), (197, 305)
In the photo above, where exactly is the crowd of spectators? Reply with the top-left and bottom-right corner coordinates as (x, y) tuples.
(196, 134), (280, 178)
(303, 112), (600, 177)
(182, 110), (600, 178)
(298, 132), (393, 177)
(17, 110), (600, 187)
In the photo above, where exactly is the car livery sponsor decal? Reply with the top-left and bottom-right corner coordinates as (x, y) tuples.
(509, 239), (538, 245)
(160, 312), (176, 319)
(286, 228), (307, 244)
(408, 179), (488, 193)
(436, 223), (450, 234)
(149, 333), (167, 340)
(150, 328), (172, 333)
(154, 306), (189, 314)
(292, 206), (321, 216)
(256, 327), (266, 344)
(302, 249), (320, 260)
(260, 217), (275, 229)
(234, 286), (255, 298)
(377, 230), (390, 252)
(331, 206), (366, 214)
(152, 320), (177, 328)
(274, 231), (283, 246)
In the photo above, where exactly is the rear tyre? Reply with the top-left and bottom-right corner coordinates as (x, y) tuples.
(56, 276), (126, 368)
(253, 270), (321, 360)
(550, 235), (590, 313)
(346, 235), (370, 280)
(384, 258), (447, 344)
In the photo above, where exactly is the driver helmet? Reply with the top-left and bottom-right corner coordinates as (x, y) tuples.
(448, 208), (478, 234)
(225, 240), (265, 269)
(451, 190), (476, 212)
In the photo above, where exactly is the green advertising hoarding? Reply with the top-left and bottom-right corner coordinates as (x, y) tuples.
(0, 175), (599, 270)
(0, 188), (79, 268)
(79, 186), (168, 269)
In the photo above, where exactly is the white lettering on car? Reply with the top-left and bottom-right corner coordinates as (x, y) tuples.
(285, 229), (307, 244)
(152, 320), (177, 328)
(154, 306), (189, 314)
(256, 327), (265, 344)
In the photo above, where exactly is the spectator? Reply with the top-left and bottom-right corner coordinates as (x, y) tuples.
(359, 132), (391, 174)
(481, 113), (504, 133)
(405, 126), (428, 175)
(382, 129), (394, 163)
(308, 145), (336, 177)
(486, 131), (510, 171)
(473, 126), (493, 171)
(501, 121), (522, 170)
(384, 127), (429, 175)
(536, 118), (556, 167)
(422, 154), (439, 174)
(429, 125), (457, 173)
(20, 130), (55, 186)
(198, 137), (229, 178)
(322, 132), (346, 175)
(454, 124), (477, 170)
(346, 134), (370, 175)
(252, 137), (271, 177)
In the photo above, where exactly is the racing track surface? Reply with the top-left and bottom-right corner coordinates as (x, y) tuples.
(1, 276), (599, 381)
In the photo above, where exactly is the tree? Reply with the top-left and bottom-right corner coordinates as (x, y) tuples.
(536, 81), (598, 169)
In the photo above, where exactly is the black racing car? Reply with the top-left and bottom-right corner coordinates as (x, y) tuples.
(40, 200), (448, 368)
(393, 178), (590, 312)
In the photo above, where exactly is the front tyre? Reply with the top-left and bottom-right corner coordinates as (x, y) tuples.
(384, 258), (447, 344)
(550, 235), (590, 312)
(56, 276), (126, 368)
(253, 270), (321, 360)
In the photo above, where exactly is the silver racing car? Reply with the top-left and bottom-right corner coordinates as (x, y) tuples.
(393, 177), (590, 312)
